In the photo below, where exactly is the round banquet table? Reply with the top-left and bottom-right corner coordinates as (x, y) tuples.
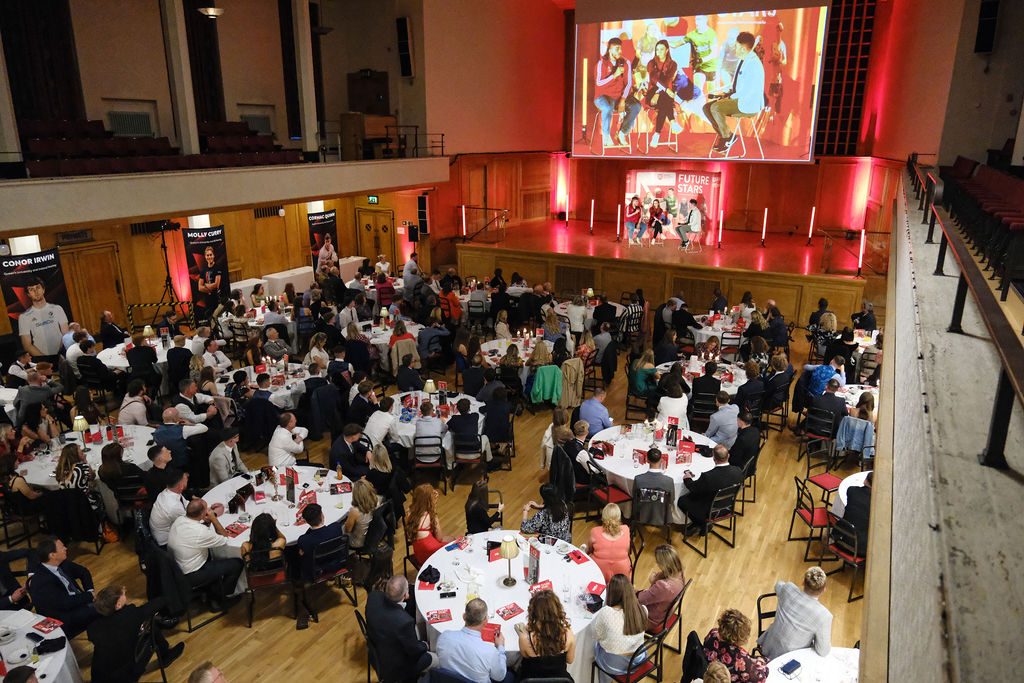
(414, 529), (604, 682)
(389, 390), (485, 449)
(589, 425), (718, 525)
(690, 317), (744, 345)
(766, 646), (860, 682)
(656, 358), (747, 397)
(364, 278), (406, 302)
(552, 300), (625, 326)
(218, 314), (299, 353)
(830, 470), (870, 518)
(19, 425), (154, 491)
(506, 285), (532, 298)
(0, 609), (82, 683)
(361, 321), (424, 371)
(837, 384), (878, 411)
(224, 363), (317, 410)
(202, 466), (352, 557)
(97, 341), (168, 370)
(479, 338), (554, 385)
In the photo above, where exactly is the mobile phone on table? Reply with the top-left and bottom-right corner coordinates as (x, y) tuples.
(25, 632), (44, 643)
(780, 659), (801, 678)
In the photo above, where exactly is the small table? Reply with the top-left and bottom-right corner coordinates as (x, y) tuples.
(0, 609), (83, 683)
(479, 338), (554, 384)
(589, 425), (718, 524)
(389, 390), (485, 449)
(263, 267), (316, 297)
(830, 471), (870, 517)
(837, 384), (878, 411)
(765, 646), (860, 682)
(336, 256), (364, 282)
(414, 529), (604, 683)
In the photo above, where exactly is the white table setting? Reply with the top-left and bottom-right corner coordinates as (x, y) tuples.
(414, 528), (604, 682)
(222, 362), (319, 411)
(552, 299), (625, 326)
(830, 471), (870, 518)
(656, 357), (747, 397)
(0, 609), (82, 683)
(0, 387), (18, 423)
(479, 338), (555, 384)
(588, 424), (718, 524)
(836, 384), (878, 411)
(357, 320), (424, 371)
(263, 266), (316, 297)
(389, 390), (485, 450)
(506, 285), (532, 298)
(690, 314), (745, 345)
(766, 646), (860, 682)
(363, 278), (405, 302)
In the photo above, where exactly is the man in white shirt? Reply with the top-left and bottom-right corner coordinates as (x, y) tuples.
(19, 277), (69, 359)
(345, 277), (365, 293)
(705, 31), (765, 153)
(375, 254), (390, 275)
(268, 412), (309, 467)
(337, 299), (359, 330)
(202, 339), (232, 374)
(364, 396), (400, 447)
(7, 349), (34, 384)
(208, 428), (249, 485)
(262, 301), (288, 326)
(167, 500), (243, 609)
(190, 327), (213, 355)
(149, 469), (190, 546)
(682, 198), (702, 247)
(64, 333), (89, 378)
(174, 380), (218, 424)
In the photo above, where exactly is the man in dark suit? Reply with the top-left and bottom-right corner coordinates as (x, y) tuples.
(564, 420), (590, 485)
(303, 363), (329, 395)
(461, 355), (486, 397)
(157, 309), (184, 337)
(295, 503), (347, 628)
(516, 289), (541, 327)
(88, 587), (184, 681)
(810, 378), (849, 436)
(445, 399), (479, 440)
(489, 285), (512, 321)
(397, 354), (425, 392)
(166, 335), (193, 391)
(709, 289), (728, 314)
(841, 471), (872, 555)
(677, 445), (743, 529)
(729, 411), (760, 472)
(330, 423), (370, 477)
(671, 303), (700, 340)
(592, 295), (618, 331)
(764, 356), (795, 411)
(851, 301), (876, 332)
(98, 310), (129, 349)
(691, 362), (722, 398)
(0, 548), (31, 611)
(316, 311), (344, 349)
(348, 381), (378, 427)
(366, 575), (436, 682)
(27, 537), (98, 637)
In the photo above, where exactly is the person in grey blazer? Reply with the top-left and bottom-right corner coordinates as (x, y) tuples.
(208, 428), (249, 485)
(757, 566), (833, 660)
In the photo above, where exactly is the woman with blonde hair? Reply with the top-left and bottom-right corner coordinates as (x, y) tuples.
(344, 479), (379, 549)
(630, 348), (658, 397)
(585, 503), (631, 581)
(542, 308), (567, 342)
(703, 608), (768, 682)
(575, 328), (597, 366)
(494, 309), (512, 340)
(407, 483), (448, 565)
(367, 442), (410, 510)
(499, 344), (524, 368)
(517, 590), (576, 677)
(527, 341), (552, 368)
(637, 544), (686, 631)
(812, 311), (840, 357)
(304, 332), (329, 371)
(594, 574), (649, 678)
(389, 319), (414, 347)
(188, 352), (205, 384)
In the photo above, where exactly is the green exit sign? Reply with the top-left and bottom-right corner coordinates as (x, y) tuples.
(367, 195), (379, 204)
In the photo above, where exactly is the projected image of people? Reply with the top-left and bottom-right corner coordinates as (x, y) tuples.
(575, 7), (827, 161)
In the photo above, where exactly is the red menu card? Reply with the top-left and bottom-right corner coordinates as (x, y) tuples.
(427, 610), (452, 624)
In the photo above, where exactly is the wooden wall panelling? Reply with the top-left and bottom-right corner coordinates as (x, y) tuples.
(459, 251), (494, 283)
(498, 257), (550, 287)
(61, 241), (128, 332)
(727, 277), (802, 320)
(553, 265), (598, 296)
(799, 284), (863, 326)
(671, 276), (721, 313)
(599, 267), (667, 305)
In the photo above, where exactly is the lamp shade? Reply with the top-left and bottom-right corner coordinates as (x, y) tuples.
(72, 415), (89, 433)
(423, 379), (437, 394)
(586, 287), (595, 297)
(142, 325), (155, 337)
(499, 535), (519, 561)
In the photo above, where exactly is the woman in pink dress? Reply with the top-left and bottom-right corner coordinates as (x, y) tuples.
(584, 503), (632, 582)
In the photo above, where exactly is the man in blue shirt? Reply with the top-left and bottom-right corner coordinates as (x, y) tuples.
(417, 321), (450, 361)
(61, 322), (94, 351)
(804, 356), (847, 396)
(436, 598), (511, 683)
(705, 391), (739, 448)
(579, 386), (613, 438)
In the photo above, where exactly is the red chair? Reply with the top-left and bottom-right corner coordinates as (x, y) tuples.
(820, 516), (866, 601)
(804, 438), (842, 505)
(243, 550), (291, 627)
(646, 578), (692, 654)
(586, 461), (631, 520)
(786, 476), (833, 562)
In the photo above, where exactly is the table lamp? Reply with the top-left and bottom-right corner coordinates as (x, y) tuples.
(499, 535), (520, 587)
(423, 379), (437, 397)
(586, 287), (595, 298)
(72, 415), (88, 439)
(142, 325), (155, 338)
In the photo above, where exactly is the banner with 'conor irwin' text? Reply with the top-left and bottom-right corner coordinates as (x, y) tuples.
(183, 225), (231, 319)
(0, 248), (73, 359)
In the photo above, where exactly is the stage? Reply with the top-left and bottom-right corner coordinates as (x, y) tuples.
(455, 218), (871, 324)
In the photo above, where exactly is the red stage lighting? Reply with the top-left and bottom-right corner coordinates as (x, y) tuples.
(717, 209), (723, 248)
(589, 199), (594, 235)
(461, 205), (467, 237)
(857, 228), (866, 276)
(807, 205), (816, 245)
(760, 208), (768, 247)
(616, 204), (621, 241)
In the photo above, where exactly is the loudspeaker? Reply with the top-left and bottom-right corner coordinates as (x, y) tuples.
(417, 195), (429, 235)
(975, 0), (999, 53)
(396, 17), (415, 78)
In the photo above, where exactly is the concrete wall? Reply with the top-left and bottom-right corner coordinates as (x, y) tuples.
(69, 0), (175, 141)
(938, 0), (1024, 166)
(422, 0), (566, 154)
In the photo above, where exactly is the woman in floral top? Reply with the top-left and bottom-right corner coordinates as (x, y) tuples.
(520, 483), (571, 543)
(703, 608), (768, 683)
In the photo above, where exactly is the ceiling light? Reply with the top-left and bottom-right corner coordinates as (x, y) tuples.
(198, 6), (225, 18)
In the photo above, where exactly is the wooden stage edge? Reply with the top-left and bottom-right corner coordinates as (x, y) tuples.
(457, 240), (866, 326)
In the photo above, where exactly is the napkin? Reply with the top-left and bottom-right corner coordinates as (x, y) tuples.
(418, 580), (436, 591)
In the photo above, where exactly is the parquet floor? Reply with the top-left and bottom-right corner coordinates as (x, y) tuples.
(52, 336), (864, 682)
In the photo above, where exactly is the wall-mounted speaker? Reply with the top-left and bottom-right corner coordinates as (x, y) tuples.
(417, 194), (429, 235)
(396, 17), (415, 78)
(974, 0), (999, 53)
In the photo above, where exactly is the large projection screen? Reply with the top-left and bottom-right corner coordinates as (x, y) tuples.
(572, 7), (828, 161)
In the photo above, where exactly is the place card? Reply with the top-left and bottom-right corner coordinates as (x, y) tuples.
(417, 580), (436, 591)
(497, 603), (524, 620)
(33, 617), (63, 634)
(567, 550), (589, 564)
(586, 581), (606, 595)
(529, 580), (553, 595)
(426, 609), (452, 624)
(223, 522), (249, 538)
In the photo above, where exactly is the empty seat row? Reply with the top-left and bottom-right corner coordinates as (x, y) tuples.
(202, 135), (277, 153)
(18, 119), (106, 141)
(24, 150), (303, 177)
(24, 136), (176, 159)
(197, 120), (253, 137)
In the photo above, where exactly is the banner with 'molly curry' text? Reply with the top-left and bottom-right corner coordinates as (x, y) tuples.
(183, 225), (230, 319)
(0, 248), (73, 358)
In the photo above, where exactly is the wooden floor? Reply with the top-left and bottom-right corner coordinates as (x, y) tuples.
(55, 335), (865, 682)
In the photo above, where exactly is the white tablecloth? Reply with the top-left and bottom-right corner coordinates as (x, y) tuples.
(414, 529), (604, 683)
(830, 471), (870, 518)
(589, 425), (717, 524)
(552, 301), (625, 326)
(19, 425), (154, 491)
(479, 338), (554, 385)
(766, 646), (859, 682)
(97, 341), (168, 370)
(656, 358), (747, 397)
(362, 322), (424, 371)
(232, 278), (268, 310)
(202, 466), (352, 554)
(218, 314), (299, 353)
(0, 610), (82, 683)
(337, 256), (365, 283)
(223, 363), (317, 411)
(691, 319), (744, 344)
(506, 285), (531, 298)
(0, 387), (17, 423)
(390, 391), (485, 449)
(364, 279), (406, 302)
(264, 267), (316, 297)
(837, 384), (878, 410)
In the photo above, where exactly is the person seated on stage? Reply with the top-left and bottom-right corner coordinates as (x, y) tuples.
(704, 31), (764, 154)
(677, 444), (743, 529)
(330, 423), (370, 478)
(262, 327), (290, 360)
(637, 544), (687, 632)
(27, 537), (99, 637)
(167, 500), (243, 613)
(0, 548), (32, 611)
(175, 379), (219, 426)
(396, 353), (425, 393)
(593, 574), (649, 677)
(208, 428), (249, 485)
(703, 609), (768, 683)
(757, 566), (832, 660)
(681, 199), (703, 248)
(516, 590), (575, 679)
(366, 575), (438, 682)
(89, 586), (185, 680)
(705, 391), (739, 448)
(583, 503), (631, 582)
(268, 412), (309, 468)
(98, 310), (130, 349)
(201, 338), (232, 374)
(580, 386), (614, 438)
(252, 373), (273, 401)
(437, 598), (511, 683)
(158, 309), (185, 337)
(407, 484), (448, 566)
(851, 300), (877, 332)
(520, 483), (571, 543)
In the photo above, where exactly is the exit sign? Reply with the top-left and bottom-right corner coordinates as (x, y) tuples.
(367, 195), (379, 204)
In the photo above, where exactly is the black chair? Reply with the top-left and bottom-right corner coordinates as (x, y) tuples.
(125, 611), (169, 683)
(243, 549), (291, 627)
(304, 534), (358, 607)
(798, 406), (836, 461)
(1, 489), (39, 549)
(627, 524), (645, 582)
(111, 474), (149, 529)
(355, 609), (383, 683)
(240, 398), (280, 450)
(147, 545), (227, 633)
(821, 516), (866, 602)
(736, 453), (760, 516)
(688, 393), (718, 432)
(647, 577), (692, 654)
(681, 483), (742, 558)
(591, 634), (661, 683)
(680, 630), (709, 683)
(411, 435), (448, 494)
(762, 377), (794, 432)
(40, 488), (103, 554)
(755, 591), (777, 636)
(624, 369), (649, 421)
(429, 669), (475, 683)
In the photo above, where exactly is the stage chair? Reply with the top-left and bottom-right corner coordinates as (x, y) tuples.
(589, 111), (632, 156)
(682, 231), (703, 254)
(708, 106), (767, 160)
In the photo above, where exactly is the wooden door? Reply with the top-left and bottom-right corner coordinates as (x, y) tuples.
(61, 241), (128, 332)
(355, 209), (397, 268)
